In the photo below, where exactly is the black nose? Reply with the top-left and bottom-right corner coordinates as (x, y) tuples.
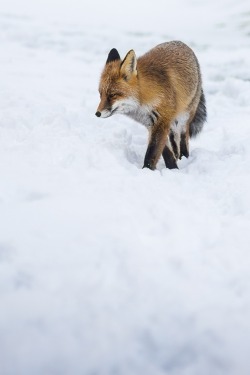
(95, 111), (101, 117)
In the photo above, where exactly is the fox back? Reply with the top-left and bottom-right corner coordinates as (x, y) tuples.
(96, 41), (206, 170)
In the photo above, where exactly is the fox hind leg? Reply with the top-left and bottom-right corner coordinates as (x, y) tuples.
(169, 130), (179, 159)
(171, 113), (190, 160)
(180, 131), (189, 159)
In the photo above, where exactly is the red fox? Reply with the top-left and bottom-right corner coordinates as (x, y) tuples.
(95, 41), (206, 170)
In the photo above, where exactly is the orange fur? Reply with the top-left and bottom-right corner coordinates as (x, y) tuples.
(96, 41), (206, 170)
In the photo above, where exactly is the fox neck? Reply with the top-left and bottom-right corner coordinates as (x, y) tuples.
(115, 82), (156, 127)
(124, 101), (157, 128)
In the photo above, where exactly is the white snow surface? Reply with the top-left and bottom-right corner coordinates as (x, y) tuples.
(1, 1), (250, 374)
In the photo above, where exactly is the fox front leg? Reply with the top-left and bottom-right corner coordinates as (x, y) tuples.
(143, 124), (177, 170)
(162, 145), (178, 169)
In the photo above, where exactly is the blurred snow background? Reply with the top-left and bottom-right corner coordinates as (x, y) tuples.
(1, 0), (250, 374)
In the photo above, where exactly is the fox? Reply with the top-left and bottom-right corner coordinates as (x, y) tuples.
(95, 41), (206, 170)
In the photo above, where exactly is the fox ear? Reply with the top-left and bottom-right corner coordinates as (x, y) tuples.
(106, 48), (121, 64)
(120, 50), (137, 80)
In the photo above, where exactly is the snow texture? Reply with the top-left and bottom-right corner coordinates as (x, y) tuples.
(1, 1), (250, 374)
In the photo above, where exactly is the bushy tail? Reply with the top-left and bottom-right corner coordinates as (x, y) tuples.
(189, 90), (207, 138)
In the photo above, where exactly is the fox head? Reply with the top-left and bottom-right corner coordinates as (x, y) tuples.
(95, 48), (139, 118)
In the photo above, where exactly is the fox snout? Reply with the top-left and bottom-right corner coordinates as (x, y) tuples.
(95, 97), (112, 118)
(95, 98), (118, 118)
(95, 106), (112, 118)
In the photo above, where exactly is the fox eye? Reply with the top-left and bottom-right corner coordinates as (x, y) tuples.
(109, 92), (122, 101)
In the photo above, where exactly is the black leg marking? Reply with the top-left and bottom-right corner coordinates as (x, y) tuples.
(162, 146), (178, 169)
(143, 126), (167, 170)
(169, 130), (179, 159)
(180, 133), (189, 159)
(143, 142), (157, 170)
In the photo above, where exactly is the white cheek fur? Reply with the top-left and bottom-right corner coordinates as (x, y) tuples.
(112, 97), (139, 114)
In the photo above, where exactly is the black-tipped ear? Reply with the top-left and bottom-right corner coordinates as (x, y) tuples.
(120, 50), (137, 80)
(106, 48), (121, 64)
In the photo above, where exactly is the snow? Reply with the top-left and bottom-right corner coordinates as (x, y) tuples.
(1, 0), (250, 374)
